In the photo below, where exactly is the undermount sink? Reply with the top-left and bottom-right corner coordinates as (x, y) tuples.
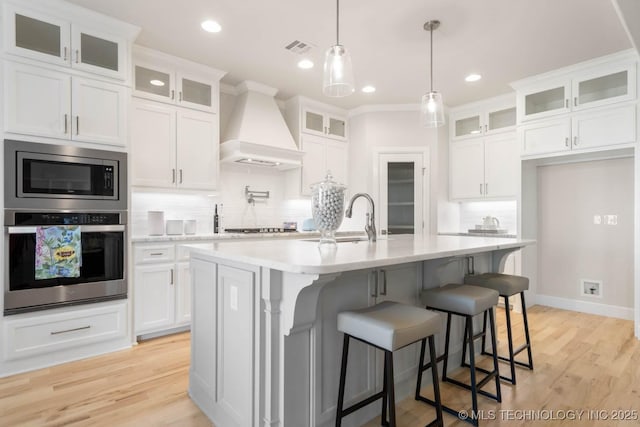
(303, 236), (370, 243)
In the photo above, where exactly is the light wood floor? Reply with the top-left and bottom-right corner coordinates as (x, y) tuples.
(1, 305), (639, 426)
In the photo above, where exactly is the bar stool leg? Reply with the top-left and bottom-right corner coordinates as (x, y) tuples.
(466, 316), (479, 426)
(480, 311), (488, 355)
(488, 309), (502, 403)
(385, 351), (396, 427)
(382, 351), (388, 426)
(336, 334), (350, 427)
(503, 295), (517, 384)
(521, 292), (534, 370)
(428, 335), (444, 427)
(442, 313), (452, 382)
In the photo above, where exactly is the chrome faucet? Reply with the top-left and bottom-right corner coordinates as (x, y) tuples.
(345, 193), (377, 242)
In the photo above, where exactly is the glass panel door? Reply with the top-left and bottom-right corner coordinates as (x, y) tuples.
(488, 107), (516, 132)
(387, 162), (415, 235)
(180, 78), (212, 107)
(454, 114), (481, 138)
(524, 86), (567, 117)
(15, 14), (61, 58)
(304, 110), (324, 134)
(79, 33), (119, 71)
(577, 71), (628, 106)
(135, 65), (171, 98)
(327, 116), (346, 139)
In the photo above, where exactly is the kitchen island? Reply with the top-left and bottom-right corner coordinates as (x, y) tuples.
(186, 234), (534, 427)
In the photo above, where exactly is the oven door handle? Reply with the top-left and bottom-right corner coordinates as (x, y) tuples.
(6, 225), (126, 234)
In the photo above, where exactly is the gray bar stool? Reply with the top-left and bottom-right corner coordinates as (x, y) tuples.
(336, 301), (444, 427)
(419, 284), (501, 427)
(464, 273), (534, 384)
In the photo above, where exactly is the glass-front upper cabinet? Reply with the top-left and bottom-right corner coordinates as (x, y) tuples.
(133, 62), (216, 113)
(450, 97), (516, 140)
(4, 4), (127, 80)
(572, 64), (636, 111)
(520, 82), (571, 122)
(302, 107), (347, 141)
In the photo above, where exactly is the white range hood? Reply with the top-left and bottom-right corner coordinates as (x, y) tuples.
(220, 81), (303, 170)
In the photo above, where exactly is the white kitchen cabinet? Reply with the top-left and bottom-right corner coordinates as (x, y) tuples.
(3, 2), (133, 80)
(450, 94), (516, 140)
(133, 241), (205, 336)
(131, 99), (219, 191)
(450, 133), (518, 200)
(4, 61), (127, 147)
(300, 134), (348, 196)
(133, 46), (225, 113)
(302, 107), (348, 141)
(519, 104), (636, 157)
(516, 58), (636, 123)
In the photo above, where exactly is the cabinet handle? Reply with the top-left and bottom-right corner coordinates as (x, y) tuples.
(484, 124), (487, 133)
(75, 49), (79, 63)
(179, 91), (183, 102)
(480, 183), (483, 195)
(369, 270), (378, 298)
(565, 99), (569, 108)
(76, 116), (79, 135)
(150, 252), (164, 256)
(172, 169), (176, 183)
(573, 136), (578, 146)
(565, 137), (569, 147)
(51, 325), (90, 335)
(64, 114), (68, 134)
(179, 169), (183, 184)
(379, 269), (387, 296)
(170, 269), (174, 285)
(171, 90), (175, 100)
(485, 183), (488, 195)
(63, 46), (68, 61)
(574, 97), (578, 107)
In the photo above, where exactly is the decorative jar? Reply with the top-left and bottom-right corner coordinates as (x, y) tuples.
(311, 171), (346, 246)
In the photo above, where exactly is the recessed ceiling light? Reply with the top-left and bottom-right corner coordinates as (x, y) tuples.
(201, 20), (222, 33)
(297, 59), (314, 69)
(465, 73), (482, 82)
(361, 85), (376, 93)
(149, 79), (165, 87)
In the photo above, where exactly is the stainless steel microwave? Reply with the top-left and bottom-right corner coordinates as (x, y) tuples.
(4, 140), (127, 211)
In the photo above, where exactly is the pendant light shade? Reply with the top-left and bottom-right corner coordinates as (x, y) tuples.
(323, 0), (355, 97)
(421, 20), (445, 127)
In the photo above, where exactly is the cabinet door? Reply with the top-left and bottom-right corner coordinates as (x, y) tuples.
(176, 262), (191, 324)
(71, 77), (127, 146)
(302, 108), (327, 137)
(572, 64), (636, 111)
(133, 62), (176, 104)
(326, 114), (347, 140)
(134, 264), (175, 334)
(519, 118), (571, 157)
(300, 135), (327, 196)
(451, 112), (482, 140)
(484, 134), (519, 198)
(486, 107), (516, 134)
(325, 139), (348, 187)
(375, 265), (421, 389)
(130, 101), (177, 188)
(176, 108), (219, 190)
(4, 4), (71, 67)
(519, 81), (571, 122)
(450, 139), (485, 200)
(71, 25), (127, 80)
(572, 104), (636, 150)
(177, 72), (216, 113)
(4, 62), (71, 139)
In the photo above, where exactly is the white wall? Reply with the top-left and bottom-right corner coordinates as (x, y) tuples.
(346, 109), (441, 233)
(536, 157), (634, 312)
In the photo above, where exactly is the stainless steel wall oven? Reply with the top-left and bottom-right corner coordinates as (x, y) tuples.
(4, 140), (128, 315)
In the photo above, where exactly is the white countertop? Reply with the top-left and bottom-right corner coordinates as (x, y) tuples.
(131, 231), (362, 243)
(186, 234), (534, 274)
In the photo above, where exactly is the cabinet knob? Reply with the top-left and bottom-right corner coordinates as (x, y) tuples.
(76, 116), (80, 135)
(574, 97), (578, 107)
(63, 47), (68, 61)
(171, 90), (175, 100)
(64, 114), (68, 134)
(75, 49), (79, 64)
(565, 137), (569, 147)
(573, 136), (578, 146)
(172, 169), (176, 183)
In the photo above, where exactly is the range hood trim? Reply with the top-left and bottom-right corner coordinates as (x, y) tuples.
(220, 140), (304, 170)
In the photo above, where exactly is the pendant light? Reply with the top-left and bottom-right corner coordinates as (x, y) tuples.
(323, 0), (355, 97)
(421, 20), (445, 127)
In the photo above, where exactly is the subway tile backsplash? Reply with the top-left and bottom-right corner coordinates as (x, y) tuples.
(458, 200), (517, 234)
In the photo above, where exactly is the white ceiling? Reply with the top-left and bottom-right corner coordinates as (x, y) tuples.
(66, 0), (634, 109)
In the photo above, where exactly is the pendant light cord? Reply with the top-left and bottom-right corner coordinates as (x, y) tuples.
(336, 0), (340, 45)
(429, 25), (433, 92)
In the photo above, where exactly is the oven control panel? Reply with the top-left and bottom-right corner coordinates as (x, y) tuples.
(13, 212), (121, 226)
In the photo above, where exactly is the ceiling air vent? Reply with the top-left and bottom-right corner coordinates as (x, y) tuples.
(285, 40), (315, 55)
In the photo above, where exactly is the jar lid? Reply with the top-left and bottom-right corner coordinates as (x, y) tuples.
(310, 170), (346, 190)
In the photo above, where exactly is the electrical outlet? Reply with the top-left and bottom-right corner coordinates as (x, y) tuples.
(605, 215), (618, 225)
(593, 215), (601, 225)
(580, 279), (602, 298)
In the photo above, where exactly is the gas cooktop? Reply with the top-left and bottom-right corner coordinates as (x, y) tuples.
(224, 227), (298, 234)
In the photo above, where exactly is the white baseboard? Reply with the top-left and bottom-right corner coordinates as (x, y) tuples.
(534, 294), (634, 320)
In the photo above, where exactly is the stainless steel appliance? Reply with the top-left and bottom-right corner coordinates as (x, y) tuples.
(4, 140), (128, 315)
(4, 139), (126, 211)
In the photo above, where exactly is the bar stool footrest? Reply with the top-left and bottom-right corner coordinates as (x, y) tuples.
(480, 351), (534, 369)
(416, 395), (478, 427)
(340, 390), (386, 418)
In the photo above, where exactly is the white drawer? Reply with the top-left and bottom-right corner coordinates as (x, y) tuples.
(134, 244), (176, 263)
(3, 301), (128, 361)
